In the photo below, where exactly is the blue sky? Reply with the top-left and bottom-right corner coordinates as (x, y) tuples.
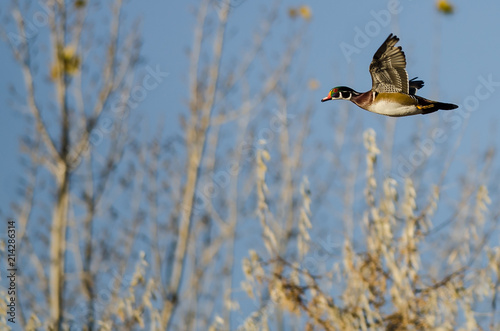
(3, 0), (500, 200)
(1, 0), (500, 328)
(2, 0), (500, 194)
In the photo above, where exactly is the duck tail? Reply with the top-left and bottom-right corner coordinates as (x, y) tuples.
(434, 101), (459, 111)
(415, 96), (458, 114)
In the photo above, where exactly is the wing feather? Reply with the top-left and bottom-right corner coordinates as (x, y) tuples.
(369, 34), (409, 94)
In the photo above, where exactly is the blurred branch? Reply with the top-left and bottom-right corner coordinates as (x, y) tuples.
(8, 4), (60, 169)
(163, 1), (230, 328)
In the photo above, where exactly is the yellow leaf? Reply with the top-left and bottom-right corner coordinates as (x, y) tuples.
(299, 5), (312, 21)
(50, 63), (61, 80)
(74, 0), (86, 8)
(308, 79), (320, 90)
(437, 0), (454, 14)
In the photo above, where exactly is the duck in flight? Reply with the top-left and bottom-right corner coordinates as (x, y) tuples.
(321, 34), (458, 116)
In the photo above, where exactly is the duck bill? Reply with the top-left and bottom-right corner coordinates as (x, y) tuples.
(321, 95), (332, 102)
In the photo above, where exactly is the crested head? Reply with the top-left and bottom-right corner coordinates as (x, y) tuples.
(321, 86), (359, 102)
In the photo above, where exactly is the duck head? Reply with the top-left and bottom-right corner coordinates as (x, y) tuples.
(321, 86), (359, 102)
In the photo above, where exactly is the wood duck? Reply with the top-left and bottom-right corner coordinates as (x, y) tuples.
(321, 34), (458, 116)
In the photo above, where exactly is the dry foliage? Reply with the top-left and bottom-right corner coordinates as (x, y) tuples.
(0, 1), (498, 331)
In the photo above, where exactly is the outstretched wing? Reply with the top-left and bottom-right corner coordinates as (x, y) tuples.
(369, 34), (409, 94)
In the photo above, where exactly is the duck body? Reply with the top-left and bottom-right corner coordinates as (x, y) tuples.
(355, 92), (419, 117)
(348, 90), (457, 117)
(321, 34), (458, 117)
